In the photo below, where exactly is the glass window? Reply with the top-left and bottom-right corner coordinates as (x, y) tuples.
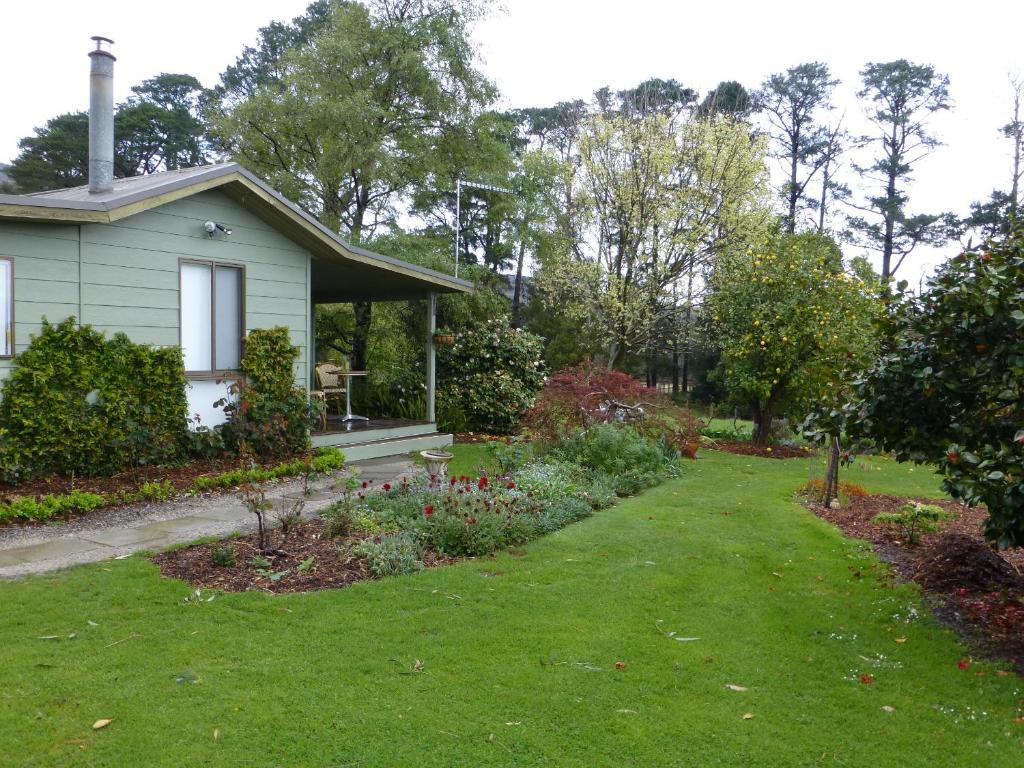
(180, 261), (243, 373)
(214, 265), (242, 370)
(0, 259), (11, 357)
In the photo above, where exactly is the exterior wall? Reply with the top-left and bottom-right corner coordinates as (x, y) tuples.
(0, 191), (313, 409)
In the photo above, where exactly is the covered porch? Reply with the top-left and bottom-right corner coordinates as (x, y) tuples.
(306, 240), (469, 460)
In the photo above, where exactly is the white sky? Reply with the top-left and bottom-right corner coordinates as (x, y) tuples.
(2, 0), (1022, 282)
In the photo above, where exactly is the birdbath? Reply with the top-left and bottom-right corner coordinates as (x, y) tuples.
(420, 449), (454, 489)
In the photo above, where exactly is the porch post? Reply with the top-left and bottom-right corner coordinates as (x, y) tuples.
(426, 292), (436, 423)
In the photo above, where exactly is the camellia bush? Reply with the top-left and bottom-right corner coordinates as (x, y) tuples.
(847, 230), (1024, 548)
(709, 231), (880, 444)
(437, 317), (546, 434)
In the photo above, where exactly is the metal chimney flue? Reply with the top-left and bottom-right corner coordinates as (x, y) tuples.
(87, 36), (115, 194)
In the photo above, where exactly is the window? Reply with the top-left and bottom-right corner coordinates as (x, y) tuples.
(0, 258), (12, 358)
(180, 261), (243, 374)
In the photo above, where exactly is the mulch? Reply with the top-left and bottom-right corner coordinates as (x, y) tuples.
(710, 439), (813, 460)
(808, 493), (1024, 672)
(152, 518), (457, 594)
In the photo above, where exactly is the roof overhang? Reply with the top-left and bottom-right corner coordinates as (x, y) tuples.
(0, 164), (471, 301)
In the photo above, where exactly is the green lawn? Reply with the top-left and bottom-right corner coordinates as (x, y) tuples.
(2, 449), (1020, 766)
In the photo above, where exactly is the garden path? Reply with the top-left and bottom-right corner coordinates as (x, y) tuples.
(0, 456), (417, 578)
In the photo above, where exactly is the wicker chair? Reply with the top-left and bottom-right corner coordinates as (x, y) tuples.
(314, 362), (348, 416)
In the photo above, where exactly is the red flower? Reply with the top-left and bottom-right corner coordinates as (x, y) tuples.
(361, 481), (369, 489)
(506, 481), (516, 490)
(467, 517), (476, 525)
(423, 505), (435, 517)
(478, 476), (489, 490)
(382, 483), (391, 492)
(957, 658), (970, 670)
(450, 476), (457, 486)
(460, 475), (469, 482)
(859, 674), (875, 685)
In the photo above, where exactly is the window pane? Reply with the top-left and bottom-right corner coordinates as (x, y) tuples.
(181, 263), (212, 371)
(215, 266), (242, 370)
(0, 260), (11, 356)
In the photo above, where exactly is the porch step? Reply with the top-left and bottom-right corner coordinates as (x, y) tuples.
(335, 432), (454, 462)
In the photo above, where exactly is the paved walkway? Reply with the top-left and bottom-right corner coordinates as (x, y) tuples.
(0, 456), (418, 578)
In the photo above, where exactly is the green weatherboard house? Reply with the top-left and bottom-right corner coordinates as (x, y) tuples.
(0, 38), (468, 460)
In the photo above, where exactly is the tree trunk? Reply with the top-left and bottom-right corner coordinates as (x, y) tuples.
(823, 435), (841, 505)
(751, 401), (774, 447)
(672, 343), (680, 395)
(351, 302), (372, 370)
(511, 239), (526, 327)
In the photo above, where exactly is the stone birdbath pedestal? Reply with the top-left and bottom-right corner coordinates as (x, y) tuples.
(420, 449), (454, 490)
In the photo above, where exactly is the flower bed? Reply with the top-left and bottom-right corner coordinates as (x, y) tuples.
(153, 442), (672, 593)
(0, 448), (346, 525)
(807, 492), (1024, 672)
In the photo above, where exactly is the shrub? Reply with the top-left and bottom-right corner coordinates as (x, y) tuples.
(0, 318), (189, 479)
(351, 532), (424, 577)
(436, 317), (546, 434)
(554, 424), (677, 496)
(523, 360), (702, 458)
(874, 502), (950, 545)
(0, 490), (107, 523)
(210, 546), (236, 567)
(222, 327), (312, 457)
(801, 478), (869, 503)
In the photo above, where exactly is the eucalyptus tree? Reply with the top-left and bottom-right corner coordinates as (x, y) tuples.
(847, 60), (952, 283)
(756, 62), (839, 233)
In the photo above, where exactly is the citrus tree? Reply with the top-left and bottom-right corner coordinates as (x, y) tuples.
(847, 230), (1024, 548)
(710, 231), (880, 444)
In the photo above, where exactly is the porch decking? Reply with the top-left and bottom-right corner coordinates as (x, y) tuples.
(312, 417), (453, 461)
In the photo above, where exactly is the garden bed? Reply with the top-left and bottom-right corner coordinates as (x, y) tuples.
(808, 493), (1024, 672)
(152, 519), (456, 594)
(710, 439), (811, 460)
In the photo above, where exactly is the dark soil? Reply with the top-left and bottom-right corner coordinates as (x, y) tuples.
(152, 518), (457, 594)
(711, 439), (812, 460)
(808, 493), (1024, 672)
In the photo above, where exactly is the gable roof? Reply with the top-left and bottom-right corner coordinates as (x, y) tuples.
(0, 163), (471, 301)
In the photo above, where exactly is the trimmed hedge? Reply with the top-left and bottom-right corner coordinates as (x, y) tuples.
(0, 318), (189, 480)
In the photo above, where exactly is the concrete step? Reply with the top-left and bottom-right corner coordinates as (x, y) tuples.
(339, 432), (453, 462)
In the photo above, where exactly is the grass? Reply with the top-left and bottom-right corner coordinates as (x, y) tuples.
(409, 442), (496, 479)
(2, 448), (1021, 766)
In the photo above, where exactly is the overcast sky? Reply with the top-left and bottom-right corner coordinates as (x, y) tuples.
(2, 0), (1022, 281)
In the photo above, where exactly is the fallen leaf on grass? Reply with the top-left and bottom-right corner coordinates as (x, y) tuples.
(92, 719), (113, 730)
(725, 684), (748, 692)
(616, 709), (638, 715)
(615, 661), (627, 670)
(882, 706), (895, 713)
(504, 721), (521, 726)
(213, 728), (221, 741)
(771, 572), (783, 578)
(741, 713), (755, 720)
(860, 674), (875, 685)
(895, 637), (907, 644)
(957, 659), (970, 670)
(1013, 717), (1024, 724)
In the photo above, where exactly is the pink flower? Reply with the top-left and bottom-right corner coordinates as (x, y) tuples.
(423, 505), (435, 517)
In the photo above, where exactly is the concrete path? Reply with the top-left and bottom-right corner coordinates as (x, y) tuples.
(0, 456), (419, 579)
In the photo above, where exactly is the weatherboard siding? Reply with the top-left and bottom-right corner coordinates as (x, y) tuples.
(0, 189), (312, 388)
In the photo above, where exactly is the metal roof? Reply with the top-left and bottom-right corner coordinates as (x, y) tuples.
(0, 163), (471, 300)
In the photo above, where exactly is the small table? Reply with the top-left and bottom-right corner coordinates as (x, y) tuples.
(329, 369), (368, 424)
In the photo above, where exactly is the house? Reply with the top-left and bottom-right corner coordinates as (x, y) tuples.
(0, 38), (469, 460)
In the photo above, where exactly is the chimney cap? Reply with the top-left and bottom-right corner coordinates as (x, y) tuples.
(89, 36), (115, 56)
